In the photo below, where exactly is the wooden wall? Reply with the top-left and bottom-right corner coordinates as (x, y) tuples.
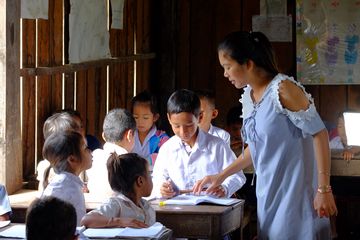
(153, 0), (360, 129)
(21, 0), (155, 183)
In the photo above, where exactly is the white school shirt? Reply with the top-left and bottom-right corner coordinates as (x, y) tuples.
(41, 172), (85, 226)
(0, 185), (11, 216)
(151, 129), (246, 198)
(87, 142), (128, 201)
(208, 124), (231, 145)
(88, 192), (156, 226)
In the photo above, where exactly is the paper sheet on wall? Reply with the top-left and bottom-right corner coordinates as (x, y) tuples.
(111, 0), (125, 29)
(260, 0), (287, 16)
(252, 15), (292, 42)
(69, 0), (111, 63)
(21, 0), (48, 19)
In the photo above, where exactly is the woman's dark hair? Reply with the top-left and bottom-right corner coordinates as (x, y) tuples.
(218, 31), (279, 77)
(107, 153), (148, 195)
(131, 90), (160, 115)
(167, 89), (201, 117)
(42, 131), (83, 188)
(26, 196), (77, 240)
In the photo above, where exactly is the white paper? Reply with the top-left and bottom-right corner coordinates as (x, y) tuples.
(83, 222), (165, 238)
(260, 0), (287, 16)
(164, 194), (240, 206)
(252, 15), (292, 42)
(343, 112), (360, 146)
(69, 0), (111, 63)
(111, 0), (125, 29)
(0, 221), (10, 229)
(21, 0), (48, 19)
(0, 224), (26, 239)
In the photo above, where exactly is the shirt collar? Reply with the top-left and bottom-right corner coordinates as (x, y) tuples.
(103, 142), (128, 155)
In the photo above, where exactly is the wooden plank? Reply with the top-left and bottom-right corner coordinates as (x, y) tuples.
(125, 0), (135, 109)
(347, 85), (360, 111)
(95, 67), (107, 142)
(75, 70), (88, 126)
(319, 85), (347, 124)
(21, 19), (37, 182)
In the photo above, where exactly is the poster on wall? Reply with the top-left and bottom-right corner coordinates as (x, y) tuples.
(296, 0), (360, 84)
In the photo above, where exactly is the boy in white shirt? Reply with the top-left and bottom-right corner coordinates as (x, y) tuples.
(151, 89), (246, 198)
(196, 90), (231, 145)
(87, 108), (136, 200)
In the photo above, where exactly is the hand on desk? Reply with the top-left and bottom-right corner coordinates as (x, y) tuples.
(193, 174), (226, 197)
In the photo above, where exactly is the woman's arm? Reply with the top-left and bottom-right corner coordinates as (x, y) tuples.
(193, 146), (252, 194)
(80, 212), (148, 228)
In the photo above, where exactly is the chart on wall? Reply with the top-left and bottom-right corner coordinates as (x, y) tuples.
(296, 0), (360, 84)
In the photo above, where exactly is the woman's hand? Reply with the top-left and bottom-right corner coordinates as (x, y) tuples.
(314, 192), (337, 218)
(193, 174), (223, 195)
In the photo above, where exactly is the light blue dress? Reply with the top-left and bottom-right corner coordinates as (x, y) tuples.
(241, 74), (331, 240)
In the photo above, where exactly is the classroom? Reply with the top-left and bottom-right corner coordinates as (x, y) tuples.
(0, 1), (360, 239)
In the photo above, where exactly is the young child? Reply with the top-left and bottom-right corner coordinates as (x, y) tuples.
(26, 196), (78, 240)
(37, 111), (90, 192)
(329, 112), (360, 161)
(86, 108), (136, 200)
(131, 91), (169, 168)
(41, 131), (92, 225)
(0, 184), (11, 221)
(196, 90), (231, 145)
(151, 89), (246, 198)
(81, 153), (155, 228)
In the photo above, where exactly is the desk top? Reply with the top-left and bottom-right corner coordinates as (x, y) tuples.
(331, 149), (360, 176)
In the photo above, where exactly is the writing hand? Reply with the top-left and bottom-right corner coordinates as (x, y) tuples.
(160, 181), (177, 198)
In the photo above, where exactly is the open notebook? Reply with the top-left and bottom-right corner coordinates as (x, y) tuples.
(163, 194), (241, 206)
(344, 112), (360, 146)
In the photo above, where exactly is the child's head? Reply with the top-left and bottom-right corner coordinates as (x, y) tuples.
(107, 153), (152, 198)
(131, 91), (160, 134)
(43, 131), (92, 176)
(195, 90), (218, 132)
(226, 105), (243, 142)
(167, 89), (201, 145)
(59, 109), (86, 137)
(26, 196), (77, 240)
(43, 111), (84, 139)
(102, 108), (136, 151)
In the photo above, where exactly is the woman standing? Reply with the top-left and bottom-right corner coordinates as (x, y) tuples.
(194, 31), (337, 239)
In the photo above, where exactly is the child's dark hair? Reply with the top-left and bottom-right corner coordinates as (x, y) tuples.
(195, 89), (216, 109)
(43, 112), (82, 139)
(103, 108), (136, 142)
(218, 31), (279, 78)
(167, 89), (201, 117)
(226, 105), (243, 126)
(26, 196), (77, 240)
(107, 153), (148, 195)
(42, 131), (83, 188)
(131, 90), (159, 115)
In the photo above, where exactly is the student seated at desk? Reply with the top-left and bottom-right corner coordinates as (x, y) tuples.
(196, 90), (231, 145)
(87, 108), (136, 200)
(41, 131), (93, 225)
(81, 153), (155, 228)
(329, 112), (360, 161)
(0, 184), (11, 221)
(26, 196), (79, 240)
(151, 89), (246, 198)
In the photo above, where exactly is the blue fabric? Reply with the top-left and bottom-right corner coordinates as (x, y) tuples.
(241, 74), (331, 240)
(0, 185), (11, 216)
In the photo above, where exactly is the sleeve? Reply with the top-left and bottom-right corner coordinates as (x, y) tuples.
(150, 145), (168, 198)
(0, 185), (11, 215)
(217, 143), (246, 197)
(90, 197), (121, 218)
(270, 76), (325, 137)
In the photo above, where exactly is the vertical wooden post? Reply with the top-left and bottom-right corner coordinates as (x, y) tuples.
(0, 0), (22, 194)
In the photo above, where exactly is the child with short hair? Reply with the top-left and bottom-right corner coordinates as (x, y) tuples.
(131, 91), (169, 168)
(41, 131), (92, 225)
(81, 153), (155, 228)
(225, 105), (244, 154)
(86, 108), (136, 199)
(151, 89), (246, 198)
(37, 111), (90, 192)
(26, 196), (78, 240)
(196, 90), (231, 145)
(0, 184), (11, 221)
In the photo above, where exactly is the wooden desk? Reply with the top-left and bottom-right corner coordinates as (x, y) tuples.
(151, 199), (244, 240)
(331, 150), (360, 176)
